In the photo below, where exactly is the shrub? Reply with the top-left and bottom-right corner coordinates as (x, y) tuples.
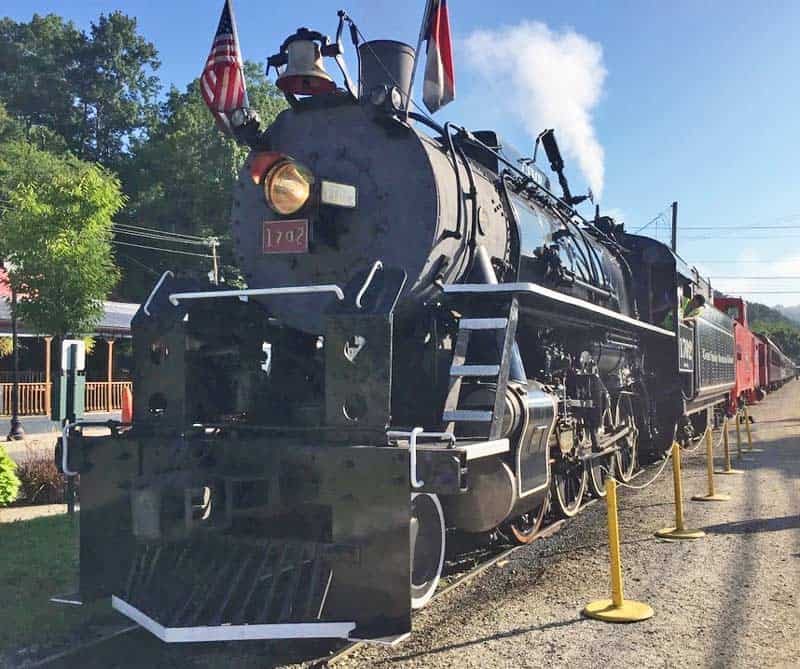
(15, 448), (70, 505)
(0, 444), (21, 506)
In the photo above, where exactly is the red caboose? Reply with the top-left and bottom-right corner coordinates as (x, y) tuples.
(714, 296), (760, 410)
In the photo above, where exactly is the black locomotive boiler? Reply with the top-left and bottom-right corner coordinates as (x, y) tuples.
(62, 24), (736, 644)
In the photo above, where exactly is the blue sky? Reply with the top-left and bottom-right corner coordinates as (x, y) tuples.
(5, 1), (800, 307)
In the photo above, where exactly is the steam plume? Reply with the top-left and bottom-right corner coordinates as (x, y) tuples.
(463, 22), (607, 198)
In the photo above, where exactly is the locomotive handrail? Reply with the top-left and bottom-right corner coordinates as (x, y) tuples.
(387, 428), (456, 489)
(168, 285), (345, 306)
(355, 260), (383, 309)
(143, 270), (174, 316)
(61, 420), (123, 477)
(443, 281), (675, 338)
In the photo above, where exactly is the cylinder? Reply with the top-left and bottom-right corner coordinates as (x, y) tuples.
(358, 40), (415, 103)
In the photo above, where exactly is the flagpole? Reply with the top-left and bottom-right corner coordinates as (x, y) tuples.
(404, 0), (433, 121)
(226, 0), (249, 108)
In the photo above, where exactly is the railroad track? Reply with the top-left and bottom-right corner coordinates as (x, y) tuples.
(315, 460), (659, 668)
(312, 512), (575, 669)
(32, 461), (664, 668)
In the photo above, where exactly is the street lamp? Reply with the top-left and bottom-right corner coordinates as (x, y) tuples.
(3, 261), (24, 440)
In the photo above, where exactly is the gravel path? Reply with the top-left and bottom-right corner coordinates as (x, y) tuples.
(322, 381), (800, 669)
(23, 383), (800, 668)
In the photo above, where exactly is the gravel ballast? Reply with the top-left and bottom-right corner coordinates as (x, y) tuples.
(20, 382), (800, 669)
(320, 381), (800, 669)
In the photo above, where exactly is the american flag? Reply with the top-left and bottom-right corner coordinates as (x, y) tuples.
(201, 0), (248, 132)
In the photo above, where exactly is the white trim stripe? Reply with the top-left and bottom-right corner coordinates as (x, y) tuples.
(444, 282), (675, 337)
(111, 596), (356, 643)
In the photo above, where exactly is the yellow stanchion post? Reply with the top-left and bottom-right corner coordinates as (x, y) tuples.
(655, 442), (705, 540)
(583, 478), (653, 622)
(692, 424), (730, 502)
(716, 416), (743, 475)
(735, 410), (744, 461)
(742, 404), (763, 453)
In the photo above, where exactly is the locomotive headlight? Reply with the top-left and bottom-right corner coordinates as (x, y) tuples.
(264, 160), (314, 215)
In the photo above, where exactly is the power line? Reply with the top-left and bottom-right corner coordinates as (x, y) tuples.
(112, 240), (214, 258)
(116, 251), (161, 277)
(711, 276), (800, 280)
(112, 228), (211, 247)
(715, 291), (800, 294)
(113, 222), (210, 241)
(681, 225), (800, 230)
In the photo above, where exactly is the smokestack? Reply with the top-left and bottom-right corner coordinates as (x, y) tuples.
(358, 40), (415, 107)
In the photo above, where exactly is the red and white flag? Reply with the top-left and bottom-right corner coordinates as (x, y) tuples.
(201, 0), (249, 132)
(422, 0), (455, 113)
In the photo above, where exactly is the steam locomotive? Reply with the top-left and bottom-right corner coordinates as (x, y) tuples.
(63, 20), (750, 645)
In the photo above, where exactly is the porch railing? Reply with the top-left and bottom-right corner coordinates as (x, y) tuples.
(0, 381), (132, 416)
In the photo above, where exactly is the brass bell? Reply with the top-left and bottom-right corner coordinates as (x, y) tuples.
(276, 39), (335, 95)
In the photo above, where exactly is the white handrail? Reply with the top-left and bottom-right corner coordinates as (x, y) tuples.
(61, 420), (119, 477)
(355, 260), (383, 309)
(386, 428), (456, 489)
(168, 285), (344, 306)
(143, 270), (174, 316)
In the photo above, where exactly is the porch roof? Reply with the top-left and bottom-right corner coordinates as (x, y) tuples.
(0, 300), (139, 338)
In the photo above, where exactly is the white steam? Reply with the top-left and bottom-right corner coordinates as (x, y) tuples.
(463, 21), (607, 199)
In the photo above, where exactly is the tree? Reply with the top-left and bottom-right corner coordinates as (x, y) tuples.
(0, 12), (160, 167)
(115, 62), (286, 299)
(0, 445), (20, 506)
(0, 140), (123, 336)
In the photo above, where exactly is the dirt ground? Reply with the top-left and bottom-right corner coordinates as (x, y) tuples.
(14, 381), (800, 668)
(330, 380), (800, 669)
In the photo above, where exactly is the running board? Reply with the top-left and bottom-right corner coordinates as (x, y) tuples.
(111, 596), (356, 643)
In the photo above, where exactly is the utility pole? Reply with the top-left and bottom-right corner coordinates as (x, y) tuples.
(670, 201), (678, 252)
(209, 237), (220, 285)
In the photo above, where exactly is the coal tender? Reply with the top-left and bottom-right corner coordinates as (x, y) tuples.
(62, 15), (733, 644)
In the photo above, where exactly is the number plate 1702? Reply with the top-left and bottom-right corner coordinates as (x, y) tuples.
(262, 219), (308, 254)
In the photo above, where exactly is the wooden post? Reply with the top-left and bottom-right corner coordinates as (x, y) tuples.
(106, 339), (115, 412)
(44, 336), (52, 415)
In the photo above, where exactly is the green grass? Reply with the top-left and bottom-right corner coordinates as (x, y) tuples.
(0, 514), (117, 654)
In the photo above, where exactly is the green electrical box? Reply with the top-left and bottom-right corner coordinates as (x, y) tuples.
(52, 339), (86, 422)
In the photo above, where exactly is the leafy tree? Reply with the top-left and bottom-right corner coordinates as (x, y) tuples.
(0, 140), (123, 336)
(0, 445), (20, 506)
(751, 321), (800, 363)
(747, 300), (800, 362)
(116, 62), (286, 299)
(0, 12), (160, 166)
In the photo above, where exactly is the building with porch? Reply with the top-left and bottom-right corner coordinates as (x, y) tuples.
(0, 292), (138, 416)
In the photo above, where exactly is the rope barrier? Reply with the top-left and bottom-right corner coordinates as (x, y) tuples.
(600, 449), (672, 491)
